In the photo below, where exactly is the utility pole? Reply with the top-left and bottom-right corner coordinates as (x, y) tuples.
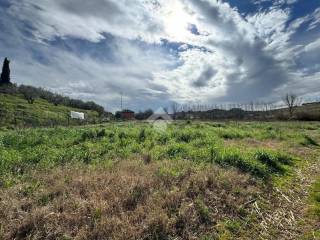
(120, 92), (123, 111)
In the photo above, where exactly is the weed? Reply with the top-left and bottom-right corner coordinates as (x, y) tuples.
(215, 149), (269, 178)
(118, 131), (127, 140)
(195, 198), (211, 224)
(138, 128), (146, 143)
(123, 185), (148, 211)
(309, 179), (320, 221)
(143, 213), (169, 240)
(93, 208), (102, 220)
(255, 151), (285, 174)
(302, 135), (319, 147)
(81, 130), (97, 141)
(38, 190), (62, 206)
(209, 147), (218, 163)
(96, 129), (106, 138)
(142, 153), (152, 164)
(166, 144), (188, 159)
(225, 220), (242, 234)
(219, 129), (249, 140)
(176, 132), (193, 143)
(157, 134), (169, 145)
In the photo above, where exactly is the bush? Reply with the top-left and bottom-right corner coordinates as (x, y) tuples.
(135, 109), (154, 120)
(81, 130), (97, 141)
(276, 112), (289, 121)
(296, 112), (320, 121)
(0, 84), (18, 94)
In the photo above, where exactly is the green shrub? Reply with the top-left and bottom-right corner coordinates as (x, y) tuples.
(215, 149), (269, 178)
(254, 151), (285, 174)
(157, 134), (169, 145)
(218, 129), (249, 140)
(81, 130), (97, 141)
(173, 130), (203, 143)
(166, 144), (189, 159)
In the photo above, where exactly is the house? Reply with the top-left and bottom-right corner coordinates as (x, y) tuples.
(118, 109), (135, 120)
(70, 111), (85, 120)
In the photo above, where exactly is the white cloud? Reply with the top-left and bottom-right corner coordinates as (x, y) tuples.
(308, 8), (320, 30)
(305, 38), (320, 52)
(1, 0), (320, 109)
(8, 0), (166, 43)
(253, 0), (298, 6)
(155, 48), (227, 103)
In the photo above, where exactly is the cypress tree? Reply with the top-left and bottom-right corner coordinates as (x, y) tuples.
(0, 58), (11, 85)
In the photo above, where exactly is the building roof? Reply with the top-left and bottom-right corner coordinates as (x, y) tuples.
(121, 109), (135, 113)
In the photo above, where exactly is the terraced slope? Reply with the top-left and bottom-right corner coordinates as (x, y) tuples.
(0, 93), (101, 128)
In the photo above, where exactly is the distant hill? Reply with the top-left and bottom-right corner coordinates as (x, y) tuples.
(0, 85), (109, 128)
(174, 103), (320, 121)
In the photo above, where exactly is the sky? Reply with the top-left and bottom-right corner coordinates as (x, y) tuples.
(0, 0), (319, 111)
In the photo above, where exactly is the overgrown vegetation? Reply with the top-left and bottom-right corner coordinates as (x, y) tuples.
(0, 121), (319, 239)
(0, 93), (103, 128)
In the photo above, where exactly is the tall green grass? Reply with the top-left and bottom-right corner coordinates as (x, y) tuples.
(0, 121), (310, 184)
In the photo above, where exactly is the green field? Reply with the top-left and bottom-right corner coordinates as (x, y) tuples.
(0, 121), (319, 239)
(0, 93), (101, 128)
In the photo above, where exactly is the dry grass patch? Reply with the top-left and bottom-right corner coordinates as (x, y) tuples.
(0, 159), (260, 240)
(224, 138), (283, 151)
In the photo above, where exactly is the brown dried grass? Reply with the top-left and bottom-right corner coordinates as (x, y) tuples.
(0, 159), (259, 240)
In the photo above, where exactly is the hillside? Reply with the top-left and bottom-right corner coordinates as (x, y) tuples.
(174, 103), (320, 121)
(0, 93), (102, 128)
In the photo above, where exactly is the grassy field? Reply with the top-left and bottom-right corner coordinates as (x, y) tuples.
(0, 121), (319, 239)
(0, 93), (101, 128)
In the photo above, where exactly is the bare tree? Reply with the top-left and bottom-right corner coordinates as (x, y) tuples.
(282, 93), (300, 118)
(171, 102), (179, 119)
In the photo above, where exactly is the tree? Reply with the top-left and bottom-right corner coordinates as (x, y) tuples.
(0, 58), (11, 85)
(135, 109), (154, 120)
(19, 85), (38, 104)
(115, 111), (122, 120)
(282, 93), (300, 119)
(171, 102), (179, 119)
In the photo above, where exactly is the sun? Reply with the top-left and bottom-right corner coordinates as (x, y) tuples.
(162, 0), (194, 42)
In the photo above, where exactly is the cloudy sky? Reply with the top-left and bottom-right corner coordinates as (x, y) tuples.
(0, 0), (319, 111)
